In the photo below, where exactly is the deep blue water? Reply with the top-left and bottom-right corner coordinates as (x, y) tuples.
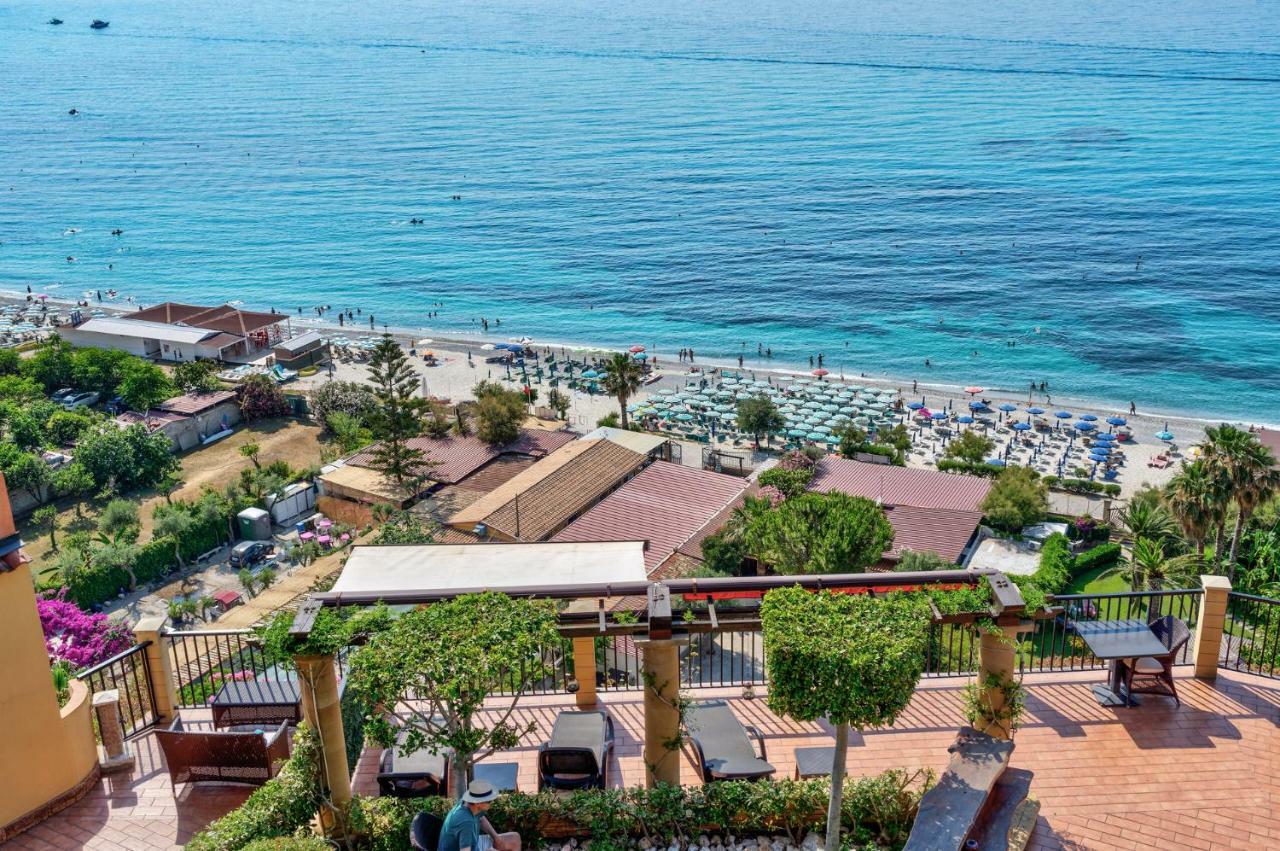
(2, 0), (1279, 420)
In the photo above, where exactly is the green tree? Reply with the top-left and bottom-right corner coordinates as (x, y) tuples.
(945, 431), (996, 465)
(118, 360), (176, 411)
(240, 443), (262, 469)
(1123, 537), (1201, 591)
(33, 505), (59, 552)
(737, 394), (785, 447)
(98, 498), (140, 539)
(473, 386), (526, 446)
(156, 471), (184, 505)
(1225, 439), (1280, 571)
(600, 352), (644, 429)
(547, 388), (570, 420)
(0, 348), (20, 376)
(0, 376), (47, 405)
(1167, 460), (1216, 557)
(46, 409), (95, 445)
(365, 336), (428, 490)
(894, 549), (953, 572)
(93, 537), (142, 591)
(22, 336), (74, 392)
(980, 466), (1048, 532)
(70, 347), (133, 396)
(172, 359), (221, 394)
(239, 374), (292, 421)
(327, 412), (373, 453)
(0, 444), (52, 505)
(369, 511), (438, 545)
(75, 423), (179, 494)
(54, 462), (95, 519)
(154, 504), (194, 568)
(743, 491), (894, 574)
(349, 592), (560, 798)
(762, 587), (931, 850)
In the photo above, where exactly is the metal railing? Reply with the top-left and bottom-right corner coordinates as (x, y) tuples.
(682, 630), (767, 688)
(77, 642), (158, 739)
(1222, 592), (1280, 679)
(167, 628), (352, 708)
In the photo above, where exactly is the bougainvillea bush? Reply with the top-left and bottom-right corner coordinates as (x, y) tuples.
(37, 589), (133, 668)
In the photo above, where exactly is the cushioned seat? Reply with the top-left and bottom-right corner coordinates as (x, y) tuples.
(1133, 657), (1165, 675)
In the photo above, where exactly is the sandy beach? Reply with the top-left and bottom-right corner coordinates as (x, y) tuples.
(1, 290), (1234, 499)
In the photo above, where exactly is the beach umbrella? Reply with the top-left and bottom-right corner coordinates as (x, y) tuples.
(629, 345), (645, 353)
(1080, 413), (1098, 422)
(820, 404), (839, 413)
(626, 403), (642, 412)
(998, 403), (1018, 413)
(957, 415), (975, 424)
(633, 352), (648, 360)
(1106, 416), (1127, 427)
(964, 386), (985, 395)
(674, 413), (694, 422)
(807, 431), (826, 441)
(1054, 411), (1073, 420)
(812, 425), (832, 434)
(812, 369), (829, 379)
(968, 401), (987, 411)
(1090, 445), (1112, 455)
(931, 411), (948, 421)
(1094, 431), (1116, 440)
(1157, 428), (1175, 442)
(480, 343), (496, 351)
(787, 428), (807, 438)
(1011, 421), (1032, 432)
(907, 401), (925, 411)
(1074, 421), (1096, 432)
(704, 411), (722, 419)
(1026, 406), (1045, 415)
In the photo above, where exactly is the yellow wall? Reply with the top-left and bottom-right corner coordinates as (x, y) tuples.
(0, 483), (99, 836)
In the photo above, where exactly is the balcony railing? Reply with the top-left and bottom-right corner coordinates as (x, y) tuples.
(166, 628), (353, 707)
(1221, 592), (1280, 679)
(77, 642), (158, 739)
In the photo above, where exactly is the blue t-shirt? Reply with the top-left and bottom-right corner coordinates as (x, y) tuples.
(438, 802), (482, 851)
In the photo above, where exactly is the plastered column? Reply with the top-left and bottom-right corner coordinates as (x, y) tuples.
(974, 628), (1018, 741)
(132, 617), (178, 723)
(295, 653), (351, 832)
(638, 638), (681, 786)
(1192, 575), (1231, 679)
(572, 636), (597, 708)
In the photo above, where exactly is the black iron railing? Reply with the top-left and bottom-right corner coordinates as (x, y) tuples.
(77, 641), (158, 739)
(682, 630), (767, 688)
(1222, 592), (1280, 679)
(167, 628), (353, 707)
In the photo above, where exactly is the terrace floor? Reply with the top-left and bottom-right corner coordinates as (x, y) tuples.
(6, 670), (1279, 850)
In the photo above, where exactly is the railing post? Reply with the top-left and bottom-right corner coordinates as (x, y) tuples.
(640, 582), (682, 787)
(91, 690), (135, 773)
(132, 617), (177, 723)
(295, 653), (351, 834)
(1192, 575), (1231, 680)
(571, 637), (597, 707)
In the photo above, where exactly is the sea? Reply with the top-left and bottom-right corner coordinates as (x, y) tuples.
(2, 0), (1279, 422)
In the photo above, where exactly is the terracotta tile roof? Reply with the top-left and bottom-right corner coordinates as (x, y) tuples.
(455, 439), (648, 541)
(674, 482), (760, 562)
(126, 301), (283, 335)
(552, 461), (749, 574)
(158, 390), (237, 415)
(1258, 428), (1280, 464)
(809, 457), (992, 512)
(453, 455), (538, 494)
(348, 428), (573, 485)
(882, 504), (985, 564)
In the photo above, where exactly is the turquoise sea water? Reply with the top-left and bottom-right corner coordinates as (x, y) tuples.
(2, 0), (1279, 420)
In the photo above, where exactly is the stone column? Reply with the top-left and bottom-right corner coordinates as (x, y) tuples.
(295, 653), (351, 832)
(132, 617), (178, 724)
(571, 637), (597, 708)
(92, 690), (135, 773)
(1192, 575), (1232, 680)
(973, 628), (1019, 741)
(638, 638), (681, 786)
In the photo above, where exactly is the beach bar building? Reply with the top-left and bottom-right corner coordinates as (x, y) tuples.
(62, 302), (293, 363)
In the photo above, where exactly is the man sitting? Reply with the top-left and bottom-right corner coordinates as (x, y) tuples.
(438, 780), (521, 851)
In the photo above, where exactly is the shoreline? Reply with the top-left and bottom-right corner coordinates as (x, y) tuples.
(2, 287), (1267, 436)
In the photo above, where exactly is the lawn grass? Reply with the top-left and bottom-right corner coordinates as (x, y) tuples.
(1064, 562), (1130, 596)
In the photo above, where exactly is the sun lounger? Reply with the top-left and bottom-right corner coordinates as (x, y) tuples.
(685, 699), (775, 782)
(538, 710), (614, 790)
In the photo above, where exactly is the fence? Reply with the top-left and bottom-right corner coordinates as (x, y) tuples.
(166, 628), (353, 708)
(1221, 592), (1280, 679)
(77, 642), (158, 739)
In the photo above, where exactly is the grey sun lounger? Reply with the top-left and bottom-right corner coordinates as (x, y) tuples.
(686, 700), (776, 782)
(538, 710), (615, 790)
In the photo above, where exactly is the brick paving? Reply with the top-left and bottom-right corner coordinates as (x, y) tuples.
(7, 670), (1279, 850)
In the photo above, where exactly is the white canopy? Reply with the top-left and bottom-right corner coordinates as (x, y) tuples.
(330, 541), (648, 598)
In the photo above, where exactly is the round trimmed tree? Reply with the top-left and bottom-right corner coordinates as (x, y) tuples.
(761, 587), (931, 850)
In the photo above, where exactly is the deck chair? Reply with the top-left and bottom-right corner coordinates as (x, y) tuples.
(409, 812), (443, 851)
(538, 710), (614, 790)
(685, 699), (775, 782)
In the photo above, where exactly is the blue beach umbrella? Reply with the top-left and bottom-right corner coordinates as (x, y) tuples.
(1011, 421), (1032, 432)
(1075, 421), (1096, 431)
(957, 415), (975, 424)
(1090, 445), (1112, 455)
(1080, 413), (1098, 422)
(1157, 430), (1175, 441)
(788, 428), (807, 438)
(1094, 432), (1116, 441)
(907, 401), (925, 411)
(1026, 406), (1045, 415)
(1054, 411), (1073, 419)
(986, 458), (1007, 467)
(931, 411), (948, 421)
(807, 432), (826, 441)
(968, 401), (987, 411)
(674, 413), (695, 422)
(633, 352), (648, 360)
(1106, 416), (1127, 427)
(998, 403), (1018, 413)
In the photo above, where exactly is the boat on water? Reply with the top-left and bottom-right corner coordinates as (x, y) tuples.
(90, 19), (109, 29)
(49, 18), (63, 25)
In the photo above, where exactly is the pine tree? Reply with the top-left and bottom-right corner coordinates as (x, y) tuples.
(365, 336), (431, 493)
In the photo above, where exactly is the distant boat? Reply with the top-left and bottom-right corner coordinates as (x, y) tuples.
(49, 18), (63, 25)
(90, 19), (109, 29)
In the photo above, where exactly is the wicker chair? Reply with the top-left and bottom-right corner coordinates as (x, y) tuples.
(410, 812), (443, 851)
(155, 717), (290, 791)
(1118, 615), (1191, 706)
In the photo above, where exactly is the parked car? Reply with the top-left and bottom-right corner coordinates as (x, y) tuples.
(60, 390), (100, 410)
(51, 388), (77, 403)
(104, 395), (126, 414)
(229, 540), (275, 567)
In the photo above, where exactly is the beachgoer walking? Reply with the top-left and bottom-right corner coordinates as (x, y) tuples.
(1129, 401), (1136, 415)
(369, 316), (375, 328)
(766, 347), (772, 358)
(817, 353), (824, 367)
(912, 380), (918, 392)
(689, 348), (695, 362)
(738, 354), (743, 368)
(808, 355), (814, 367)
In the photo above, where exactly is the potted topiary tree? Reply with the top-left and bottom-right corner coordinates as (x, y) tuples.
(761, 586), (932, 851)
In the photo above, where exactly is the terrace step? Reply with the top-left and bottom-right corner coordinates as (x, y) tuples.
(967, 768), (1038, 851)
(903, 727), (1015, 851)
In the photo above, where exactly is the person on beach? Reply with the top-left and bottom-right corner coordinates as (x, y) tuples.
(913, 380), (918, 392)
(738, 354), (744, 367)
(1130, 401), (1136, 415)
(766, 347), (772, 358)
(370, 315), (375, 328)
(439, 780), (521, 851)
(809, 355), (814, 367)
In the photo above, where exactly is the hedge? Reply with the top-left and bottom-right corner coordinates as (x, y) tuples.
(349, 768), (932, 850)
(187, 724), (322, 851)
(1043, 476), (1121, 498)
(1024, 536), (1123, 600)
(1072, 542), (1122, 575)
(934, 459), (1002, 478)
(64, 516), (226, 609)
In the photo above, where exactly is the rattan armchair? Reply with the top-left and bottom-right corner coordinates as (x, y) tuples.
(1118, 615), (1191, 706)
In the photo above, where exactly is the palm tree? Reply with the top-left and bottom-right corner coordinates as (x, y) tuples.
(600, 352), (644, 429)
(1123, 537), (1201, 591)
(1227, 441), (1280, 572)
(1117, 499), (1176, 546)
(1166, 460), (1216, 557)
(1200, 424), (1254, 561)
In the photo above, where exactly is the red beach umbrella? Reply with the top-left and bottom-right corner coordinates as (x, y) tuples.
(812, 368), (829, 378)
(964, 386), (984, 395)
(629, 345), (645, 353)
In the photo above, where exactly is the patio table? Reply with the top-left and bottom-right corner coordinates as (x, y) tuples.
(210, 678), (302, 729)
(1074, 619), (1170, 706)
(793, 746), (836, 779)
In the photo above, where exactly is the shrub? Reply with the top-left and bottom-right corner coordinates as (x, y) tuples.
(980, 466), (1048, 531)
(1073, 542), (1122, 575)
(239, 374), (292, 422)
(756, 465), (814, 499)
(65, 562), (130, 608)
(240, 839), (330, 851)
(186, 723), (322, 851)
(311, 380), (379, 432)
(37, 589), (133, 668)
(935, 459), (1002, 478)
(1031, 533), (1074, 595)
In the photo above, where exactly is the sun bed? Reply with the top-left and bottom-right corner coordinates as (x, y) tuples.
(685, 699), (775, 782)
(538, 710), (615, 790)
